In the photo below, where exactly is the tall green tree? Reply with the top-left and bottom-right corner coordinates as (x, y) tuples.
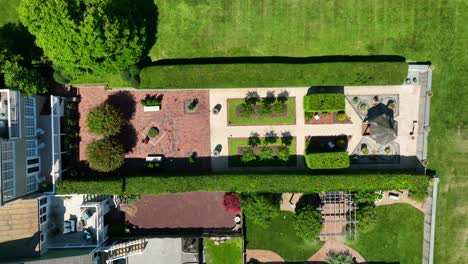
(18, 0), (147, 79)
(0, 54), (47, 96)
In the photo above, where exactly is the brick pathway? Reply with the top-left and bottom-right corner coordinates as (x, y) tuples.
(78, 87), (211, 170)
(308, 238), (365, 263)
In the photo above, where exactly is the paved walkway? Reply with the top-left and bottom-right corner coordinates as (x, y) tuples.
(375, 190), (426, 213)
(209, 85), (421, 171)
(308, 238), (366, 263)
(246, 249), (285, 263)
(209, 87), (361, 172)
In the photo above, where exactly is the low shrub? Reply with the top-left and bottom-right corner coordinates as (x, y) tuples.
(241, 194), (279, 227)
(305, 152), (350, 169)
(325, 251), (356, 264)
(53, 71), (70, 84)
(145, 162), (160, 169)
(303, 93), (345, 113)
(140, 62), (408, 88)
(86, 103), (124, 136)
(335, 139), (347, 150)
(147, 127), (159, 138)
(277, 146), (290, 162)
(86, 138), (125, 172)
(356, 205), (378, 233)
(241, 148), (256, 163)
(337, 111), (347, 121)
(259, 146), (274, 160)
(140, 98), (161, 107)
(273, 102), (287, 114)
(223, 192), (241, 214)
(239, 103), (254, 117)
(294, 205), (322, 241)
(259, 104), (272, 116)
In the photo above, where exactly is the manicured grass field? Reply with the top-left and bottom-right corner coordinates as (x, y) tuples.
(228, 137), (296, 167)
(0, 0), (20, 25)
(151, 1), (467, 262)
(228, 98), (295, 125)
(205, 238), (243, 264)
(346, 204), (424, 264)
(246, 211), (323, 262)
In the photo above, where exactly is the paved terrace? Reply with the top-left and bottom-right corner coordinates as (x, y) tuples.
(78, 87), (211, 171)
(209, 84), (421, 171)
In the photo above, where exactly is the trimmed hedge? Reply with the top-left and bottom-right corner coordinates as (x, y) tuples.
(304, 152), (350, 169)
(56, 173), (430, 195)
(56, 178), (124, 195)
(303, 93), (345, 113)
(140, 62), (408, 88)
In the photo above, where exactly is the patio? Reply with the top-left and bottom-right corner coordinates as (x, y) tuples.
(78, 87), (211, 171)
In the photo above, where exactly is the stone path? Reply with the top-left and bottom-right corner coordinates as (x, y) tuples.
(246, 249), (285, 263)
(209, 87), (361, 172)
(308, 238), (366, 263)
(375, 190), (425, 213)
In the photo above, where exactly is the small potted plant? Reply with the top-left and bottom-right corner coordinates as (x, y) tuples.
(352, 97), (359, 104)
(384, 147), (392, 155)
(360, 103), (368, 111)
(361, 144), (368, 155)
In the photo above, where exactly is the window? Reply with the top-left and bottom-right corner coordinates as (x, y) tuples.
(1, 142), (16, 202)
(23, 97), (36, 137)
(40, 215), (47, 224)
(26, 140), (38, 158)
(28, 166), (39, 173)
(39, 197), (47, 206)
(26, 173), (38, 193)
(40, 206), (46, 215)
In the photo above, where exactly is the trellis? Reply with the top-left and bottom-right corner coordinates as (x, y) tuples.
(318, 192), (357, 240)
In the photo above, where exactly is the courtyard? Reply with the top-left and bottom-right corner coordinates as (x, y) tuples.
(77, 87), (212, 172)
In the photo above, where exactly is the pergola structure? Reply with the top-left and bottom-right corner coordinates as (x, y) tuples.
(318, 192), (357, 240)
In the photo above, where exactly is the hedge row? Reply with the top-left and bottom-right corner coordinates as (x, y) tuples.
(304, 152), (350, 169)
(303, 93), (345, 113)
(57, 172), (429, 195)
(140, 62), (408, 88)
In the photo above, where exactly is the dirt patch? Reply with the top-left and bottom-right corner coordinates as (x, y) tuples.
(305, 112), (351, 125)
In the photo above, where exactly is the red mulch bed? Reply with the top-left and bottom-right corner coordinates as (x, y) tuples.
(305, 112), (351, 125)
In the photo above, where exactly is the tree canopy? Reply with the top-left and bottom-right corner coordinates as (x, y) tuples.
(0, 52), (47, 96)
(86, 103), (124, 137)
(18, 0), (148, 79)
(87, 138), (125, 172)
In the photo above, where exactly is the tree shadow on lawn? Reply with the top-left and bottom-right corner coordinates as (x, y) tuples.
(0, 23), (43, 64)
(107, 0), (158, 59)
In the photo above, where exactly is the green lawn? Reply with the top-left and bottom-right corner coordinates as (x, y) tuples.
(346, 204), (424, 264)
(228, 98), (295, 125)
(0, 0), (20, 25)
(151, 1), (467, 262)
(228, 137), (296, 167)
(246, 211), (323, 262)
(205, 238), (243, 264)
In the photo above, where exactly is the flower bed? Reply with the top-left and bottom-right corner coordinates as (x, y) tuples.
(228, 97), (296, 125)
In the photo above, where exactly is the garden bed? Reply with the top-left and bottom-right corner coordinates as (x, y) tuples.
(305, 111), (351, 125)
(228, 97), (296, 125)
(228, 137), (296, 167)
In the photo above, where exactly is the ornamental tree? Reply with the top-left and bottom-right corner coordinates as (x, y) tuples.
(86, 103), (124, 136)
(87, 138), (125, 172)
(1, 57), (47, 95)
(18, 0), (148, 79)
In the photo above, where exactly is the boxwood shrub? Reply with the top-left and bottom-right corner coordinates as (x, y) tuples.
(56, 172), (429, 196)
(303, 93), (345, 113)
(305, 152), (350, 169)
(140, 62), (408, 88)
